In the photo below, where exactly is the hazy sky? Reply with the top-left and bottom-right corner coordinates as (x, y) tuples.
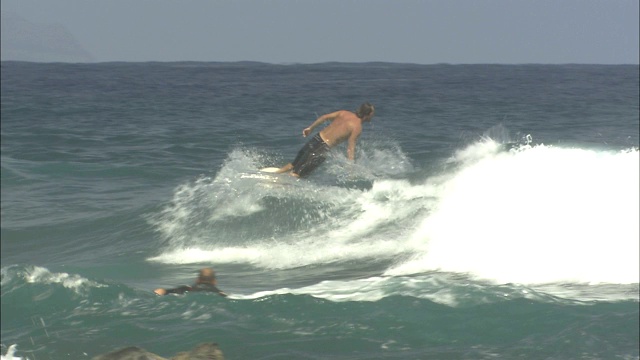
(2, 0), (638, 64)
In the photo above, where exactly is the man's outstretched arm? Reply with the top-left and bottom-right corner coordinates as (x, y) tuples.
(303, 111), (340, 137)
(154, 285), (191, 295)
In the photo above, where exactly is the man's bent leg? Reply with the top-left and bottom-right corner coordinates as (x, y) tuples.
(294, 153), (326, 177)
(276, 163), (293, 174)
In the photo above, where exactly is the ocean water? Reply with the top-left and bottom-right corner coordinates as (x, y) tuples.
(1, 62), (638, 360)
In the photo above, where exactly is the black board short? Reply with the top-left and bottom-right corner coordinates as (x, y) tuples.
(291, 134), (330, 177)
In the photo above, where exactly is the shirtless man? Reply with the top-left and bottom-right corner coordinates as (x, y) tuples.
(276, 102), (375, 177)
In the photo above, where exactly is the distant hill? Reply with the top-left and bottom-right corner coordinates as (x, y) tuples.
(1, 11), (94, 62)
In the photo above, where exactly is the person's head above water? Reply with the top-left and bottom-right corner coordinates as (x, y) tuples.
(196, 267), (217, 285)
(356, 102), (375, 122)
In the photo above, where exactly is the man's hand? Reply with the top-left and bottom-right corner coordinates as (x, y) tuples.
(302, 127), (312, 137)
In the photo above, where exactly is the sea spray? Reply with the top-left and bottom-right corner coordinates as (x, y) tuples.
(148, 144), (422, 268)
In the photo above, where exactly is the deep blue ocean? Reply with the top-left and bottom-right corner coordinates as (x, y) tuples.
(1, 62), (639, 360)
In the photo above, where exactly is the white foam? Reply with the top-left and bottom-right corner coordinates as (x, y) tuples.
(148, 237), (407, 269)
(231, 275), (465, 306)
(1, 345), (28, 360)
(387, 142), (640, 285)
(2, 266), (104, 293)
(230, 273), (639, 304)
(148, 174), (438, 268)
(149, 145), (430, 268)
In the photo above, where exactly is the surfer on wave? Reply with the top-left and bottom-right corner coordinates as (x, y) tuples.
(274, 102), (375, 177)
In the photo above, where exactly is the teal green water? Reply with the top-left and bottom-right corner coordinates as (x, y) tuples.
(2, 62), (639, 359)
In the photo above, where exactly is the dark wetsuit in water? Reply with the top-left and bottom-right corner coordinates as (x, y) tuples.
(164, 283), (227, 297)
(291, 134), (331, 177)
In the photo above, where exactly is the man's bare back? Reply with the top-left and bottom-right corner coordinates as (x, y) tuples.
(307, 110), (364, 160)
(276, 103), (375, 177)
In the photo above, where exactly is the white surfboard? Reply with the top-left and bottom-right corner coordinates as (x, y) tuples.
(239, 173), (280, 182)
(259, 167), (280, 173)
(239, 167), (298, 186)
